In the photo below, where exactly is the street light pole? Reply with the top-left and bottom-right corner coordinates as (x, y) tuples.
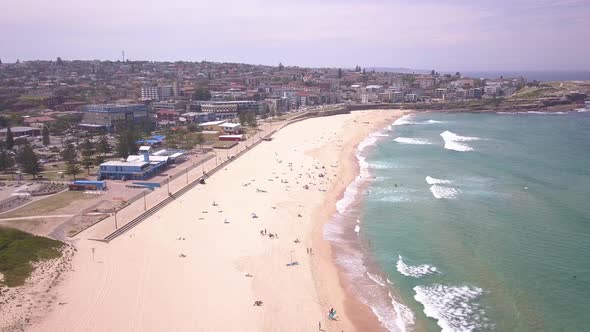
(113, 207), (118, 229)
(167, 176), (171, 195)
(143, 191), (147, 211)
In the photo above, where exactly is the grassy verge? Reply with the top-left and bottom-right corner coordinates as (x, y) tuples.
(0, 227), (64, 287)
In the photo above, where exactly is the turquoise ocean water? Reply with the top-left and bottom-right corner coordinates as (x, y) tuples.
(326, 107), (590, 332)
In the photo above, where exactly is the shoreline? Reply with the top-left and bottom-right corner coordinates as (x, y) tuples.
(311, 110), (410, 332)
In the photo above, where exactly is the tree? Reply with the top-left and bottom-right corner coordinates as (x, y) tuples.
(56, 57), (63, 65)
(338, 68), (342, 79)
(96, 135), (111, 157)
(246, 111), (257, 127)
(65, 159), (81, 180)
(81, 138), (96, 175)
(192, 87), (211, 101)
(42, 126), (50, 146)
(278, 62), (284, 71)
(455, 72), (461, 77)
(0, 148), (14, 171)
(5, 127), (14, 150)
(238, 112), (247, 126)
(94, 154), (105, 166)
(17, 145), (42, 179)
(116, 128), (138, 158)
(81, 155), (94, 175)
(61, 143), (76, 162)
(431, 69), (435, 76)
(0, 149), (16, 180)
(195, 132), (205, 151)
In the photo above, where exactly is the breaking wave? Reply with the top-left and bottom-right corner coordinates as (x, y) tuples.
(430, 185), (461, 199)
(413, 284), (491, 332)
(440, 131), (480, 152)
(425, 176), (452, 185)
(394, 137), (433, 145)
(396, 255), (439, 278)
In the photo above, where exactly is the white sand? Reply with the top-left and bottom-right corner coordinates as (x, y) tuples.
(29, 110), (403, 331)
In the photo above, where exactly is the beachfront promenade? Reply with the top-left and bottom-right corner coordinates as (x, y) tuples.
(82, 120), (284, 240)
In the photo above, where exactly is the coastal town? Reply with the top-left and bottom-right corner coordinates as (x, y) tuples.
(0, 59), (589, 331)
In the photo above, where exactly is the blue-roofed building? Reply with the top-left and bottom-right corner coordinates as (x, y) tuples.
(80, 104), (149, 132)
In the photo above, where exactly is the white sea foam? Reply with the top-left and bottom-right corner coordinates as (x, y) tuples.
(413, 284), (490, 332)
(440, 131), (480, 152)
(364, 272), (416, 332)
(371, 132), (390, 137)
(425, 176), (452, 185)
(393, 115), (444, 126)
(336, 179), (360, 214)
(396, 255), (440, 278)
(367, 272), (387, 287)
(336, 133), (381, 215)
(393, 115), (414, 126)
(394, 137), (433, 145)
(576, 108), (589, 113)
(354, 224), (360, 235)
(368, 161), (401, 169)
(430, 185), (461, 199)
(390, 292), (416, 332)
(358, 136), (378, 151)
(440, 131), (480, 142)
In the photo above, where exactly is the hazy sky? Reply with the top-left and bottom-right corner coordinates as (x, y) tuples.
(1, 0), (589, 70)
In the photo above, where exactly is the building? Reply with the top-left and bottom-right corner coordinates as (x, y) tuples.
(416, 77), (435, 89)
(141, 84), (178, 101)
(467, 88), (483, 99)
(80, 104), (149, 132)
(0, 126), (42, 138)
(180, 112), (213, 124)
(391, 91), (405, 102)
(98, 159), (165, 180)
(98, 148), (184, 180)
(484, 84), (501, 96)
(435, 88), (447, 99)
(198, 121), (241, 134)
(201, 104), (238, 120)
(155, 109), (181, 122)
(405, 94), (418, 102)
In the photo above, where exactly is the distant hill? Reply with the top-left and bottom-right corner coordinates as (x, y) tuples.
(366, 67), (431, 74)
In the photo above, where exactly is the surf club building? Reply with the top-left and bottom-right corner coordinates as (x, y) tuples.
(98, 147), (185, 180)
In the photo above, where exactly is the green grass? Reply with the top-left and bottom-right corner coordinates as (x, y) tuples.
(0, 227), (63, 287)
(1, 191), (88, 219)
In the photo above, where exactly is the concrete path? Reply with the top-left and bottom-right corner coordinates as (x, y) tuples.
(0, 215), (74, 221)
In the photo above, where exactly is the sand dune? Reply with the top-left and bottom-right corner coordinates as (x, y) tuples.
(31, 110), (402, 332)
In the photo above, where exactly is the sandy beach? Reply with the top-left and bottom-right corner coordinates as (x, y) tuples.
(23, 110), (403, 331)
